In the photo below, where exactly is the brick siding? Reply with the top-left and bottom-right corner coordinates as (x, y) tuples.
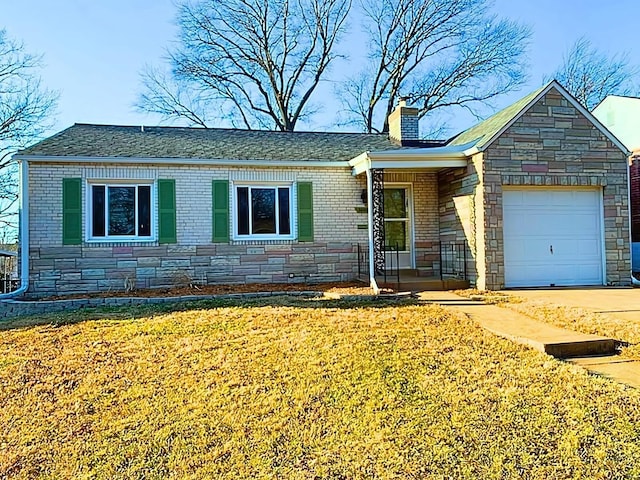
(27, 164), (439, 296)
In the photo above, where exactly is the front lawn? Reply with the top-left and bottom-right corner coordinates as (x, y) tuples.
(1, 298), (640, 478)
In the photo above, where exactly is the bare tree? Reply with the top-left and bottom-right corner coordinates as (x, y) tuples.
(137, 0), (351, 131)
(341, 0), (530, 133)
(0, 29), (57, 234)
(551, 37), (638, 111)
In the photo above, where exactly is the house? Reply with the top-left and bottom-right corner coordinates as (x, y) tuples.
(7, 80), (632, 298)
(592, 95), (640, 273)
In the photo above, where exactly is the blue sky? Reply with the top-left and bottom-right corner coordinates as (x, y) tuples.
(3, 0), (640, 137)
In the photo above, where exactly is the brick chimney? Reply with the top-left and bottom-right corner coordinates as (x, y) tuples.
(388, 98), (419, 145)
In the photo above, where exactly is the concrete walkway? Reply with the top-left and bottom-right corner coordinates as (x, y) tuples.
(419, 291), (640, 389)
(502, 287), (640, 323)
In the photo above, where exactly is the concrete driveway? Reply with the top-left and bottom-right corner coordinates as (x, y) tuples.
(503, 287), (640, 322)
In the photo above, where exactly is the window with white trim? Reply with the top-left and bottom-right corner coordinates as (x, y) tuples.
(234, 184), (293, 239)
(88, 182), (154, 240)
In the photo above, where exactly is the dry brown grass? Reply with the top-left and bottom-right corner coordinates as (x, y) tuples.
(2, 297), (640, 478)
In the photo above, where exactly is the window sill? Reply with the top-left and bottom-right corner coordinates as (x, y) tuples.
(85, 238), (157, 244)
(232, 235), (295, 242)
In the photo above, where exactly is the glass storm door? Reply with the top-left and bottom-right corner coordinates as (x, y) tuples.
(384, 187), (412, 269)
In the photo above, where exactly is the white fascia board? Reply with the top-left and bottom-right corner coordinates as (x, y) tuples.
(349, 152), (371, 175)
(367, 142), (474, 160)
(370, 159), (468, 170)
(13, 155), (351, 168)
(349, 144), (472, 175)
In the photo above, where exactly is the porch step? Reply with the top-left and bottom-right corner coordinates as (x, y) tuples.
(377, 276), (470, 292)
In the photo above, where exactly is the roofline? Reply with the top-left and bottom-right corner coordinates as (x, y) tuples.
(593, 94), (640, 112)
(348, 144), (474, 175)
(13, 155), (351, 168)
(478, 80), (631, 156)
(56, 122), (393, 136)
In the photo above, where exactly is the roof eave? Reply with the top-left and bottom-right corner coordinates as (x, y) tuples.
(349, 145), (472, 175)
(12, 155), (352, 168)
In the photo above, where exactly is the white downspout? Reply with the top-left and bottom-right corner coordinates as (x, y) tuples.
(628, 156), (640, 286)
(365, 167), (379, 293)
(0, 159), (29, 298)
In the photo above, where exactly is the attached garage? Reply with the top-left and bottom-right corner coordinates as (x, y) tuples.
(502, 188), (604, 287)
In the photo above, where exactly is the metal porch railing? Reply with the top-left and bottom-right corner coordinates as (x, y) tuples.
(439, 241), (468, 280)
(1, 279), (19, 294)
(357, 243), (400, 290)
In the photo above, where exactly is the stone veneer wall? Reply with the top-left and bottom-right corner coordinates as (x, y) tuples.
(26, 164), (440, 296)
(28, 243), (359, 297)
(481, 88), (630, 289)
(439, 88), (631, 290)
(437, 155), (483, 286)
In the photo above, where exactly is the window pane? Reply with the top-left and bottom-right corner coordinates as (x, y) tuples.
(138, 186), (151, 237)
(237, 187), (249, 235)
(251, 188), (276, 234)
(92, 185), (105, 237)
(385, 220), (407, 251)
(384, 188), (406, 218)
(108, 186), (136, 236)
(278, 188), (290, 235)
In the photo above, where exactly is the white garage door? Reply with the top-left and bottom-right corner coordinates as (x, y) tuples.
(503, 188), (604, 287)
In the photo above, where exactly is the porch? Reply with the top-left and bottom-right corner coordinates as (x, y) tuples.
(349, 143), (475, 292)
(356, 242), (470, 292)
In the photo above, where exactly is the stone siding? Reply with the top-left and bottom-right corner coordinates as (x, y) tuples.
(437, 153), (484, 284)
(0, 291), (321, 319)
(480, 88), (630, 289)
(27, 242), (359, 297)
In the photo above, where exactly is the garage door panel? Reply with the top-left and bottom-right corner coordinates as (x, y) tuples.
(573, 190), (601, 207)
(576, 239), (601, 256)
(505, 264), (552, 287)
(504, 238), (549, 261)
(503, 188), (603, 287)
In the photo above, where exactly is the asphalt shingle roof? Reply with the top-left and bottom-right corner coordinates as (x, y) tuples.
(17, 124), (441, 162)
(448, 84), (548, 149)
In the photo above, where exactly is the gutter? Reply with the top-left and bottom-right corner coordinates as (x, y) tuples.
(13, 154), (350, 169)
(0, 159), (29, 299)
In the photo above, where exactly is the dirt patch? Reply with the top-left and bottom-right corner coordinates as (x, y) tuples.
(40, 281), (373, 301)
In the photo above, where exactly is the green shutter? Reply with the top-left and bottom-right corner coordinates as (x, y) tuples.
(62, 178), (82, 245)
(158, 179), (177, 244)
(212, 180), (229, 243)
(297, 182), (314, 242)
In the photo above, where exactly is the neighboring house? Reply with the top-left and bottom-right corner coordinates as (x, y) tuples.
(592, 95), (640, 272)
(10, 80), (632, 297)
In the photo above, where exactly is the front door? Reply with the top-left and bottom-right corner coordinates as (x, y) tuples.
(384, 187), (412, 269)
